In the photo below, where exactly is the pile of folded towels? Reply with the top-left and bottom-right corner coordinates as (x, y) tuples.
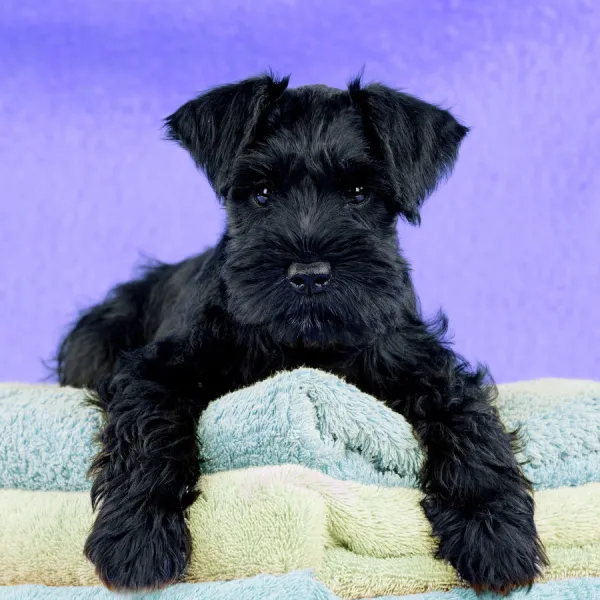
(1, 369), (599, 599)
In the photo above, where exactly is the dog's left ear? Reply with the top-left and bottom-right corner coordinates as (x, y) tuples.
(349, 79), (468, 225)
(164, 73), (289, 198)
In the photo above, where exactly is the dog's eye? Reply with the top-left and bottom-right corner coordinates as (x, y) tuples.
(254, 187), (270, 207)
(345, 185), (369, 205)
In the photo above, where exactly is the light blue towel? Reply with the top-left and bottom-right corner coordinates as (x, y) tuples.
(1, 572), (599, 600)
(1, 371), (600, 492)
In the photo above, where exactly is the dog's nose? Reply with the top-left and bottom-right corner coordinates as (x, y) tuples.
(287, 262), (331, 295)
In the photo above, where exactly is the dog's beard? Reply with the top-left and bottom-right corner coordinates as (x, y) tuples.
(226, 282), (394, 347)
(221, 234), (405, 348)
(269, 294), (371, 347)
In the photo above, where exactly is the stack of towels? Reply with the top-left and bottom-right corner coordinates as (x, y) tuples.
(1, 369), (599, 599)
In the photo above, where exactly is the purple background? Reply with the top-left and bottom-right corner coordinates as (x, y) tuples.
(1, 1), (599, 383)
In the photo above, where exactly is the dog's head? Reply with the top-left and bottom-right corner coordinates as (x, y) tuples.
(165, 74), (468, 346)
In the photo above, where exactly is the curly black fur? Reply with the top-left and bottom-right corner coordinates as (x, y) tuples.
(55, 73), (547, 594)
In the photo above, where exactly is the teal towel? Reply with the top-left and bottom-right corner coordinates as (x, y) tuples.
(1, 371), (600, 492)
(1, 573), (599, 599)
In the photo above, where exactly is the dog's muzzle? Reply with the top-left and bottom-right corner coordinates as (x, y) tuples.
(287, 262), (331, 295)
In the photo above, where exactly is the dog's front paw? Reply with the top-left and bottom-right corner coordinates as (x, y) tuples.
(423, 494), (546, 595)
(84, 503), (191, 592)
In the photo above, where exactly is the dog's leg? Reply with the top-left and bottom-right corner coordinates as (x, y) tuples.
(363, 320), (547, 595)
(84, 336), (203, 591)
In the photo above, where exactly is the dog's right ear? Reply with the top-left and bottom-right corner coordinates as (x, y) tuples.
(164, 74), (289, 197)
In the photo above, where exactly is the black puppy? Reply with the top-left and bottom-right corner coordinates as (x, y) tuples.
(56, 74), (546, 594)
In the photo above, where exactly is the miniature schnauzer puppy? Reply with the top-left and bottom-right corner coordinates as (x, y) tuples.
(56, 74), (546, 594)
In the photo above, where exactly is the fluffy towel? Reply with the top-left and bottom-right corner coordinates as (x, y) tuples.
(2, 574), (600, 600)
(1, 371), (600, 492)
(1, 371), (600, 599)
(1, 465), (600, 597)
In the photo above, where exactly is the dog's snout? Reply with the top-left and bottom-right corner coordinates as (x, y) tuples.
(287, 262), (331, 295)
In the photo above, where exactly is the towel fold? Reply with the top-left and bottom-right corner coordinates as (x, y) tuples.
(1, 465), (599, 597)
(1, 372), (599, 493)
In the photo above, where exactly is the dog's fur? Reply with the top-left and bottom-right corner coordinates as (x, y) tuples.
(55, 74), (547, 594)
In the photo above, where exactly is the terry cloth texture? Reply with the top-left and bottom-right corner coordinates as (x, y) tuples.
(2, 574), (600, 600)
(1, 372), (599, 598)
(1, 466), (600, 595)
(1, 373), (599, 492)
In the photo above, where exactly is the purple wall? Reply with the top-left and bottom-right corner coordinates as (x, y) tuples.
(1, 1), (599, 383)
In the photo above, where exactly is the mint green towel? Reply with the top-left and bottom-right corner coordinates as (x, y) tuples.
(1, 371), (599, 492)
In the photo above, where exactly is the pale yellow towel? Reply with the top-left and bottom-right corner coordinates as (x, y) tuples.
(1, 465), (599, 598)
